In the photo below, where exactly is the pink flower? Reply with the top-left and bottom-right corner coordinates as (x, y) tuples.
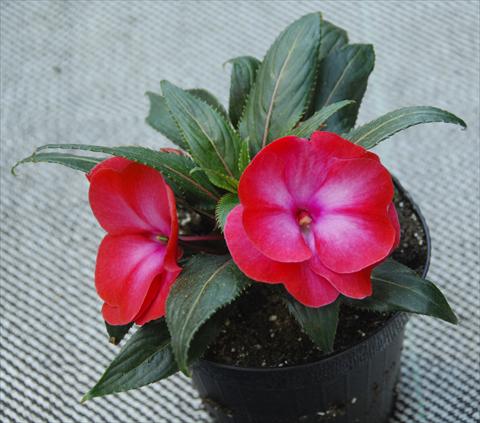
(87, 157), (181, 325)
(225, 132), (400, 307)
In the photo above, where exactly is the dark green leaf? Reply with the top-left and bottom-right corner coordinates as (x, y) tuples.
(284, 294), (340, 352)
(291, 100), (355, 138)
(227, 56), (261, 127)
(313, 44), (375, 133)
(345, 106), (467, 149)
(82, 320), (177, 402)
(161, 81), (242, 185)
(166, 255), (250, 374)
(12, 152), (102, 175)
(238, 138), (251, 173)
(346, 259), (458, 324)
(32, 144), (220, 209)
(188, 88), (228, 120)
(202, 168), (238, 193)
(105, 322), (132, 346)
(318, 20), (348, 60)
(215, 193), (239, 231)
(239, 13), (322, 154)
(146, 89), (228, 150)
(188, 307), (229, 364)
(304, 20), (349, 120)
(146, 92), (189, 150)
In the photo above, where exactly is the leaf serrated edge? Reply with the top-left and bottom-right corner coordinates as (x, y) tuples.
(167, 257), (249, 375)
(34, 144), (221, 204)
(161, 81), (242, 180)
(260, 13), (323, 149)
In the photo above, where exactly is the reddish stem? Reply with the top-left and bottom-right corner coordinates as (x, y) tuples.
(179, 234), (224, 242)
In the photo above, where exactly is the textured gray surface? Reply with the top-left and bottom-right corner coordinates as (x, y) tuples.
(1, 1), (479, 422)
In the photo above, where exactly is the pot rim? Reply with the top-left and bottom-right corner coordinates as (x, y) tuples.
(198, 176), (431, 373)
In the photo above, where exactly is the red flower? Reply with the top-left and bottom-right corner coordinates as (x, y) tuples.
(225, 132), (400, 307)
(87, 157), (181, 325)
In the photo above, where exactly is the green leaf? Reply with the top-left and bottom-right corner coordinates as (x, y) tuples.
(284, 294), (340, 352)
(82, 320), (177, 402)
(291, 100), (355, 138)
(202, 169), (238, 193)
(346, 259), (458, 324)
(161, 81), (242, 187)
(105, 322), (132, 346)
(146, 89), (228, 150)
(304, 21), (349, 120)
(12, 152), (102, 175)
(239, 13), (322, 154)
(345, 106), (467, 149)
(188, 88), (228, 120)
(188, 307), (228, 364)
(238, 138), (251, 174)
(166, 255), (250, 374)
(215, 193), (239, 231)
(30, 144), (220, 210)
(146, 92), (189, 150)
(227, 56), (261, 127)
(313, 44), (375, 133)
(318, 20), (348, 60)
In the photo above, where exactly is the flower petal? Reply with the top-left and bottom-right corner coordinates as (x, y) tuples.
(388, 202), (401, 250)
(87, 157), (131, 181)
(163, 184), (181, 271)
(313, 210), (396, 273)
(120, 163), (172, 235)
(310, 131), (375, 162)
(95, 234), (167, 325)
(314, 158), (394, 213)
(88, 161), (173, 235)
(101, 303), (124, 326)
(242, 207), (312, 262)
(134, 269), (181, 325)
(239, 137), (300, 210)
(225, 205), (291, 282)
(89, 169), (152, 234)
(283, 263), (340, 308)
(225, 205), (339, 307)
(310, 256), (372, 299)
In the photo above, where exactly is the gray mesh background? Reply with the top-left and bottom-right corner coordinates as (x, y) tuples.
(1, 1), (479, 422)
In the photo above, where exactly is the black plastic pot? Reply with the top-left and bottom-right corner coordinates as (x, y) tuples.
(192, 180), (431, 423)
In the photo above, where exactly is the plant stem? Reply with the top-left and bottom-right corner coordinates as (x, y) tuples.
(179, 234), (224, 242)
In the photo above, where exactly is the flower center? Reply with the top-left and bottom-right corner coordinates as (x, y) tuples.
(296, 210), (313, 228)
(155, 234), (169, 243)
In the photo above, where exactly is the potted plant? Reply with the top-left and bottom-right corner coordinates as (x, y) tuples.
(13, 12), (465, 423)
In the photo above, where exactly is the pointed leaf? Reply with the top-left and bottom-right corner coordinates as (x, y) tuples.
(12, 152), (102, 175)
(239, 13), (322, 154)
(215, 193), (239, 231)
(318, 20), (348, 60)
(105, 322), (132, 346)
(82, 320), (177, 401)
(291, 100), (355, 138)
(166, 255), (250, 374)
(284, 294), (340, 352)
(346, 259), (458, 324)
(146, 92), (189, 150)
(238, 138), (251, 173)
(304, 21), (349, 120)
(31, 144), (220, 209)
(161, 81), (242, 185)
(188, 89), (228, 120)
(146, 89), (227, 149)
(188, 307), (229, 364)
(227, 56), (261, 127)
(346, 106), (467, 149)
(313, 44), (375, 133)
